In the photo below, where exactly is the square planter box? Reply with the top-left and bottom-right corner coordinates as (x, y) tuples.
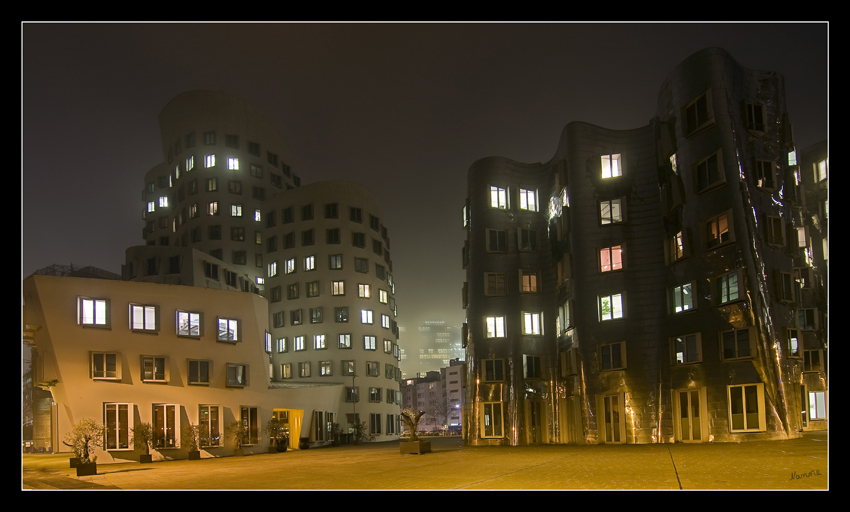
(188, 450), (201, 460)
(140, 454), (153, 463)
(69, 457), (81, 468)
(399, 440), (431, 455)
(76, 462), (97, 477)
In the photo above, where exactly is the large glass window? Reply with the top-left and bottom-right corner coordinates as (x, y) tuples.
(104, 403), (130, 450)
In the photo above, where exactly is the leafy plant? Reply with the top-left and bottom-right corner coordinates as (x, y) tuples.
(349, 420), (368, 444)
(63, 417), (104, 462)
(226, 420), (249, 449)
(264, 418), (288, 449)
(182, 422), (200, 452)
(401, 409), (425, 442)
(132, 422), (154, 455)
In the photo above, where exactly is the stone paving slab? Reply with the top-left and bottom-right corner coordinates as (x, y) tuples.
(22, 431), (828, 490)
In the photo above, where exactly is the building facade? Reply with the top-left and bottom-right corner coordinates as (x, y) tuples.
(462, 48), (827, 446)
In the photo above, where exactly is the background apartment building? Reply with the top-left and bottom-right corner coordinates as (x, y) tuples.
(462, 48), (827, 446)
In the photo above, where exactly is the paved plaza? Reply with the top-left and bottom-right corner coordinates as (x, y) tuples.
(22, 431), (828, 490)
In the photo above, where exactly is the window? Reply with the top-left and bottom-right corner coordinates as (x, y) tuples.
(231, 204), (243, 217)
(804, 349), (824, 372)
(228, 180), (242, 194)
(240, 406), (260, 445)
(204, 154), (215, 168)
(722, 328), (752, 359)
(815, 158), (828, 182)
(601, 154), (622, 179)
(305, 281), (319, 298)
(599, 245), (623, 272)
(346, 387), (360, 402)
(808, 391), (827, 420)
(600, 341), (626, 370)
(367, 362), (380, 377)
(755, 160), (775, 189)
(199, 405), (222, 447)
(672, 334), (702, 364)
(379, 289), (388, 304)
(364, 336), (377, 350)
(383, 339), (394, 354)
(128, 304), (159, 332)
(104, 403), (131, 450)
(329, 254), (343, 270)
(352, 232), (366, 248)
(518, 188), (537, 211)
(370, 413), (382, 435)
(520, 269), (538, 293)
(332, 280), (345, 296)
(483, 359), (504, 381)
(598, 293), (624, 321)
(302, 229), (314, 246)
(152, 404), (180, 449)
(310, 307), (323, 323)
(481, 402), (504, 438)
(188, 360), (211, 385)
(484, 273), (506, 296)
(685, 91), (713, 135)
(358, 283), (371, 298)
(786, 329), (800, 358)
(355, 257), (369, 274)
(226, 364), (248, 387)
(523, 355), (542, 379)
(294, 335), (305, 351)
(486, 229), (507, 252)
(141, 356), (168, 382)
(381, 314), (391, 329)
(670, 283), (695, 313)
(370, 215), (380, 232)
(78, 297), (109, 327)
(599, 199), (623, 225)
(361, 310), (373, 324)
(522, 312), (542, 335)
(342, 360), (355, 375)
(695, 151), (723, 192)
(765, 215), (785, 247)
(91, 352), (120, 379)
(716, 270), (741, 304)
(797, 309), (818, 330)
(666, 231), (686, 264)
(706, 212), (732, 249)
(320, 361), (332, 376)
(176, 311), (201, 337)
(746, 103), (765, 132)
(728, 383), (765, 432)
(217, 318), (239, 342)
(518, 228), (537, 251)
(339, 334), (352, 349)
(304, 255), (316, 271)
(777, 271), (795, 303)
(370, 387), (382, 403)
(335, 307), (349, 323)
(350, 207), (362, 222)
(287, 284), (299, 300)
(326, 228), (341, 244)
(485, 316), (506, 338)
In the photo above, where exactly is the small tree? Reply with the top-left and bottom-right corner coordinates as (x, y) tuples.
(349, 420), (368, 444)
(263, 418), (288, 449)
(182, 422), (200, 452)
(132, 422), (154, 456)
(226, 420), (249, 450)
(63, 418), (104, 462)
(401, 409), (425, 442)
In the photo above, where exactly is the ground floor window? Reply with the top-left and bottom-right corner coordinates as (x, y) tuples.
(808, 391), (827, 420)
(600, 394), (625, 443)
(199, 405), (222, 447)
(728, 383), (766, 432)
(152, 404), (179, 449)
(241, 406), (260, 445)
(481, 402), (504, 438)
(370, 413), (382, 435)
(104, 403), (131, 450)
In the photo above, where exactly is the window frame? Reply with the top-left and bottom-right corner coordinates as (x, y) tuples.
(727, 383), (766, 433)
(600, 341), (626, 371)
(485, 316), (506, 338)
(78, 297), (111, 328)
(671, 333), (702, 365)
(598, 293), (624, 321)
(188, 359), (211, 385)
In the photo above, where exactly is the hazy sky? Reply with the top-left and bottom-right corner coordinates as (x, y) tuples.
(21, 22), (828, 359)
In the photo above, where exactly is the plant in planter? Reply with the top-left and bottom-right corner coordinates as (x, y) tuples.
(63, 417), (104, 475)
(226, 421), (249, 455)
(132, 422), (154, 463)
(263, 418), (289, 453)
(349, 420), (368, 445)
(400, 409), (431, 455)
(330, 422), (342, 446)
(182, 422), (202, 460)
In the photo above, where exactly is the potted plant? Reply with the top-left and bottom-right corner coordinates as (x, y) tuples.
(182, 422), (202, 460)
(132, 422), (154, 463)
(63, 418), (103, 476)
(400, 409), (431, 455)
(330, 422), (342, 446)
(226, 421), (249, 456)
(264, 418), (288, 453)
(349, 420), (368, 445)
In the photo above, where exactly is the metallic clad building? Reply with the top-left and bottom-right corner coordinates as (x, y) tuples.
(462, 48), (827, 446)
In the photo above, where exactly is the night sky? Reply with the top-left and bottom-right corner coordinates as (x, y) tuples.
(22, 22), (827, 364)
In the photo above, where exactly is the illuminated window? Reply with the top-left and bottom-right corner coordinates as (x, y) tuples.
(177, 311), (201, 337)
(601, 154), (622, 179)
(672, 334), (701, 364)
(808, 391), (827, 420)
(186, 155), (194, 171)
(485, 316), (506, 338)
(231, 204), (243, 217)
(598, 293), (623, 321)
(294, 336), (305, 351)
(599, 245), (623, 272)
(130, 304), (158, 332)
(522, 312), (542, 335)
(379, 289), (388, 304)
(204, 154), (215, 168)
(79, 297), (110, 327)
(599, 199), (623, 225)
(361, 310), (374, 324)
(147, 201), (155, 213)
(381, 314), (391, 329)
(481, 402), (504, 438)
(152, 404), (179, 448)
(667, 231), (685, 263)
(268, 261), (278, 277)
(314, 334), (326, 349)
(755, 160), (775, 189)
(217, 318), (239, 342)
(332, 281), (345, 296)
(320, 361), (332, 376)
(285, 258), (296, 274)
(299, 362), (311, 378)
(716, 270), (740, 304)
(520, 270), (538, 293)
(786, 328), (800, 358)
(364, 335), (377, 350)
(706, 212), (731, 248)
(159, 196), (169, 208)
(490, 186), (508, 209)
(335, 308), (349, 323)
(339, 334), (351, 349)
(358, 284), (371, 298)
(103, 403), (131, 449)
(670, 283), (694, 313)
(728, 383), (765, 432)
(519, 188), (537, 211)
(815, 159), (828, 182)
(199, 405), (221, 447)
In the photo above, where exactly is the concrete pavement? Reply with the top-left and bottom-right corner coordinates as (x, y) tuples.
(22, 431), (828, 490)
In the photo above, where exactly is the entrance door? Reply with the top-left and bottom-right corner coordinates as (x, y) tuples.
(602, 395), (622, 443)
(529, 401), (541, 444)
(677, 389), (702, 442)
